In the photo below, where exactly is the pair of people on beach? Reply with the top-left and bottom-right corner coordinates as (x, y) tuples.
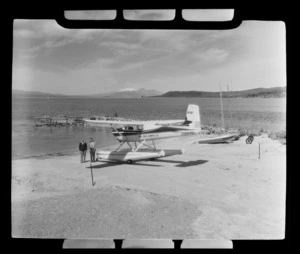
(79, 138), (96, 163)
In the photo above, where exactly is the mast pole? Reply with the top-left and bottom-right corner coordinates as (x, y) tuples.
(227, 84), (233, 129)
(219, 82), (225, 131)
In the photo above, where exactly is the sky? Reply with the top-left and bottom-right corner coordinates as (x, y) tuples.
(12, 10), (286, 95)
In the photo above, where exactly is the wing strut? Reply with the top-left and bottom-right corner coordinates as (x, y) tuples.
(133, 140), (146, 152)
(132, 140), (157, 151)
(115, 142), (125, 151)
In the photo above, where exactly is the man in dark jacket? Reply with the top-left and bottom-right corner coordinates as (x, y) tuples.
(79, 139), (87, 163)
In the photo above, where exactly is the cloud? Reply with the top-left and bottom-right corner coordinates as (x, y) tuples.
(12, 61), (119, 95)
(99, 40), (144, 57)
(123, 9), (175, 20)
(12, 20), (286, 94)
(14, 20), (66, 39)
(14, 21), (195, 68)
(193, 48), (230, 63)
(13, 20), (99, 55)
(137, 30), (187, 51)
(64, 10), (116, 20)
(120, 88), (137, 92)
(182, 9), (234, 21)
(13, 29), (39, 38)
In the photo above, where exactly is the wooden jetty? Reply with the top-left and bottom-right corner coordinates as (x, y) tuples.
(34, 112), (128, 127)
(34, 115), (85, 127)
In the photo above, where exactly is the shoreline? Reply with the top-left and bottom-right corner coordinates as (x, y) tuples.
(12, 125), (286, 161)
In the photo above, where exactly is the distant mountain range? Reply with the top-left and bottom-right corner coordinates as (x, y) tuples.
(12, 88), (162, 98)
(12, 86), (286, 99)
(154, 87), (286, 98)
(12, 90), (68, 98)
(94, 88), (161, 98)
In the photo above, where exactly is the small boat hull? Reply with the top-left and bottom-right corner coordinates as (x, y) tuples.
(197, 134), (239, 144)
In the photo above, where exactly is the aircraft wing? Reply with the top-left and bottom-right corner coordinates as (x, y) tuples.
(84, 119), (145, 126)
(151, 120), (185, 126)
(84, 119), (184, 127)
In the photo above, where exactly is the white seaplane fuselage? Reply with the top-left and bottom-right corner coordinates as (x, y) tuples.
(113, 126), (201, 142)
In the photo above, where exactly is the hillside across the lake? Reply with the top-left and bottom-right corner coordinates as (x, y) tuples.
(12, 86), (286, 99)
(153, 87), (286, 98)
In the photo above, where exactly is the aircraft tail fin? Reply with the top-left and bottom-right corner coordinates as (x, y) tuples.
(185, 104), (201, 129)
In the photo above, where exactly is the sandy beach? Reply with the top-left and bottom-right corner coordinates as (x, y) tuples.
(11, 133), (286, 239)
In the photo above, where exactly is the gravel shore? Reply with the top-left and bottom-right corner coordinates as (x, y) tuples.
(12, 186), (200, 239)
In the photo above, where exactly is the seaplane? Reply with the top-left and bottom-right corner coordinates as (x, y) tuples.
(85, 104), (238, 164)
(84, 104), (200, 163)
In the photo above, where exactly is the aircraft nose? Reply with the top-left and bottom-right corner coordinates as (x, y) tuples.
(117, 135), (127, 142)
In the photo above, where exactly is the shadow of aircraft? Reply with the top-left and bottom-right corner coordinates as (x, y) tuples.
(156, 159), (208, 167)
(86, 157), (208, 169)
(86, 162), (121, 169)
(86, 161), (162, 169)
(205, 141), (233, 145)
(176, 160), (208, 167)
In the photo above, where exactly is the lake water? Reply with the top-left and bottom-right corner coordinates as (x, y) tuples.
(12, 97), (286, 160)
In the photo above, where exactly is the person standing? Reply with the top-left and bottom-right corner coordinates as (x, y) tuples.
(79, 139), (87, 163)
(89, 137), (96, 162)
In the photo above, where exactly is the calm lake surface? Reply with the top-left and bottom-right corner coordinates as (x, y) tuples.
(12, 97), (286, 160)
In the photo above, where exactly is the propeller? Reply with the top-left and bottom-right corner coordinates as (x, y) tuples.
(110, 124), (122, 135)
